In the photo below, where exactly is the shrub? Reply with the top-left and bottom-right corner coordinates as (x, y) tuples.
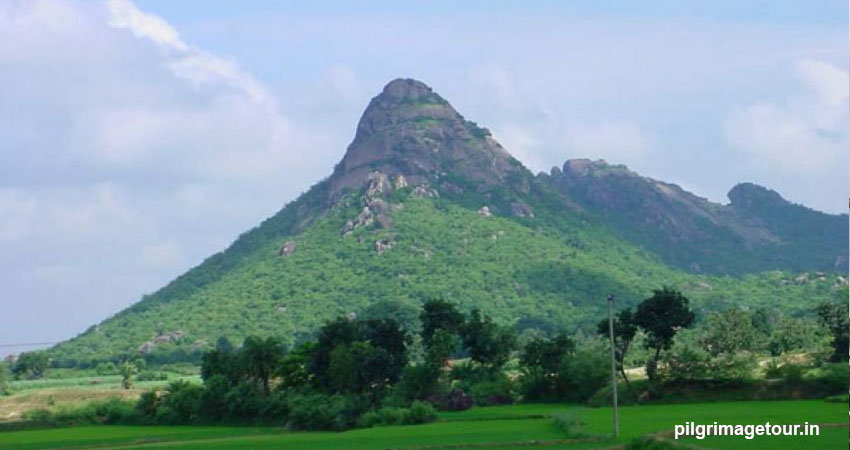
(356, 401), (436, 428)
(358, 407), (407, 427)
(551, 411), (582, 436)
(286, 392), (345, 430)
(155, 380), (203, 424)
(405, 401), (437, 424)
(95, 362), (118, 376)
(557, 346), (609, 402)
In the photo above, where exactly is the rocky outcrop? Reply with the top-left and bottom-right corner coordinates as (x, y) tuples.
(375, 237), (394, 254)
(510, 202), (534, 218)
(327, 78), (527, 204)
(478, 206), (492, 217)
(279, 240), (296, 256)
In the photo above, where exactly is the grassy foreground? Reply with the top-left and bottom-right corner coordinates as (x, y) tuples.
(0, 399), (845, 449)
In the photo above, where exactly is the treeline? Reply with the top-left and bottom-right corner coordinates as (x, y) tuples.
(15, 288), (847, 431)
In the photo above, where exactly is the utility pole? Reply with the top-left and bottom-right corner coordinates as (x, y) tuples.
(607, 294), (619, 438)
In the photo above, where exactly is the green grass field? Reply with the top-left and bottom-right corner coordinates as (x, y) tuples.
(0, 399), (844, 449)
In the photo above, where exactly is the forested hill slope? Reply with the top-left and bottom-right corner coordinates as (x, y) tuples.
(50, 79), (848, 367)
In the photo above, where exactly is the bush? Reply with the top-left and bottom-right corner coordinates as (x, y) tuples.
(551, 411), (582, 436)
(154, 380), (203, 424)
(557, 346), (609, 402)
(518, 367), (552, 402)
(95, 362), (118, 376)
(356, 401), (436, 428)
(286, 392), (346, 430)
(357, 407), (407, 427)
(405, 401), (437, 424)
(395, 364), (441, 401)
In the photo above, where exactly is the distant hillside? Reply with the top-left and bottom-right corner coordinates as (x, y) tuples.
(542, 159), (847, 274)
(50, 79), (848, 367)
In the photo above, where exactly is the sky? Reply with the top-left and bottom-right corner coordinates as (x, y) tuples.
(0, 0), (847, 354)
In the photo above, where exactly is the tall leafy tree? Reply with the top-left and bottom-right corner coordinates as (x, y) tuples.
(12, 351), (49, 379)
(700, 308), (757, 356)
(816, 300), (849, 362)
(420, 299), (465, 347)
(459, 309), (516, 369)
(633, 288), (695, 378)
(597, 307), (637, 385)
(240, 336), (284, 394)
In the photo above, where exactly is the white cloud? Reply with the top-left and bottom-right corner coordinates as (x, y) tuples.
(725, 59), (849, 173)
(106, 0), (187, 51)
(0, 0), (328, 348)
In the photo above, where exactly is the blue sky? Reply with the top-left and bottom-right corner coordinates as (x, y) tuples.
(0, 0), (847, 352)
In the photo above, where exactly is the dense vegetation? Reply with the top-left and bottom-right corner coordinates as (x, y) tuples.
(47, 192), (846, 368)
(18, 292), (846, 432)
(3, 400), (846, 450)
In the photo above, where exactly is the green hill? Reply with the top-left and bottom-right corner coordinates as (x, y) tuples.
(50, 79), (848, 367)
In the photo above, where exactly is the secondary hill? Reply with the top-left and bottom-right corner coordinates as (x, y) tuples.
(50, 79), (848, 366)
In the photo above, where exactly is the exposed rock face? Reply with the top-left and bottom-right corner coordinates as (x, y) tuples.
(413, 185), (438, 198)
(510, 202), (534, 218)
(279, 240), (296, 256)
(543, 158), (848, 274)
(374, 237), (394, 254)
(327, 78), (523, 203)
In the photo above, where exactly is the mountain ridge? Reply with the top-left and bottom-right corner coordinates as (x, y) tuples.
(48, 78), (848, 366)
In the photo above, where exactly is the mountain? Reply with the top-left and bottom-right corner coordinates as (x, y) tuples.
(542, 159), (847, 274)
(50, 79), (848, 367)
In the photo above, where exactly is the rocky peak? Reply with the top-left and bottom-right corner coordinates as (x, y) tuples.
(328, 78), (522, 203)
(560, 158), (633, 178)
(727, 183), (786, 211)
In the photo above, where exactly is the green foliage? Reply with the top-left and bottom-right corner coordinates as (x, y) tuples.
(597, 307), (637, 384)
(240, 336), (284, 394)
(120, 362), (137, 389)
(357, 401), (437, 428)
(0, 363), (9, 395)
(816, 299), (849, 361)
(550, 410), (582, 436)
(49, 194), (845, 367)
(700, 307), (758, 356)
(557, 343), (610, 403)
(634, 288), (695, 379)
(459, 309), (516, 369)
(12, 351), (49, 379)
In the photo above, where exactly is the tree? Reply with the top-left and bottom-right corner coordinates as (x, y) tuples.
(420, 299), (465, 347)
(120, 362), (137, 389)
(0, 363), (8, 395)
(767, 316), (823, 356)
(597, 307), (637, 385)
(201, 348), (240, 385)
(277, 342), (315, 390)
(240, 336), (284, 395)
(700, 308), (757, 356)
(459, 309), (516, 369)
(12, 351), (49, 379)
(633, 288), (695, 379)
(310, 317), (360, 390)
(518, 332), (575, 401)
(360, 300), (421, 336)
(816, 300), (849, 362)
(520, 332), (574, 374)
